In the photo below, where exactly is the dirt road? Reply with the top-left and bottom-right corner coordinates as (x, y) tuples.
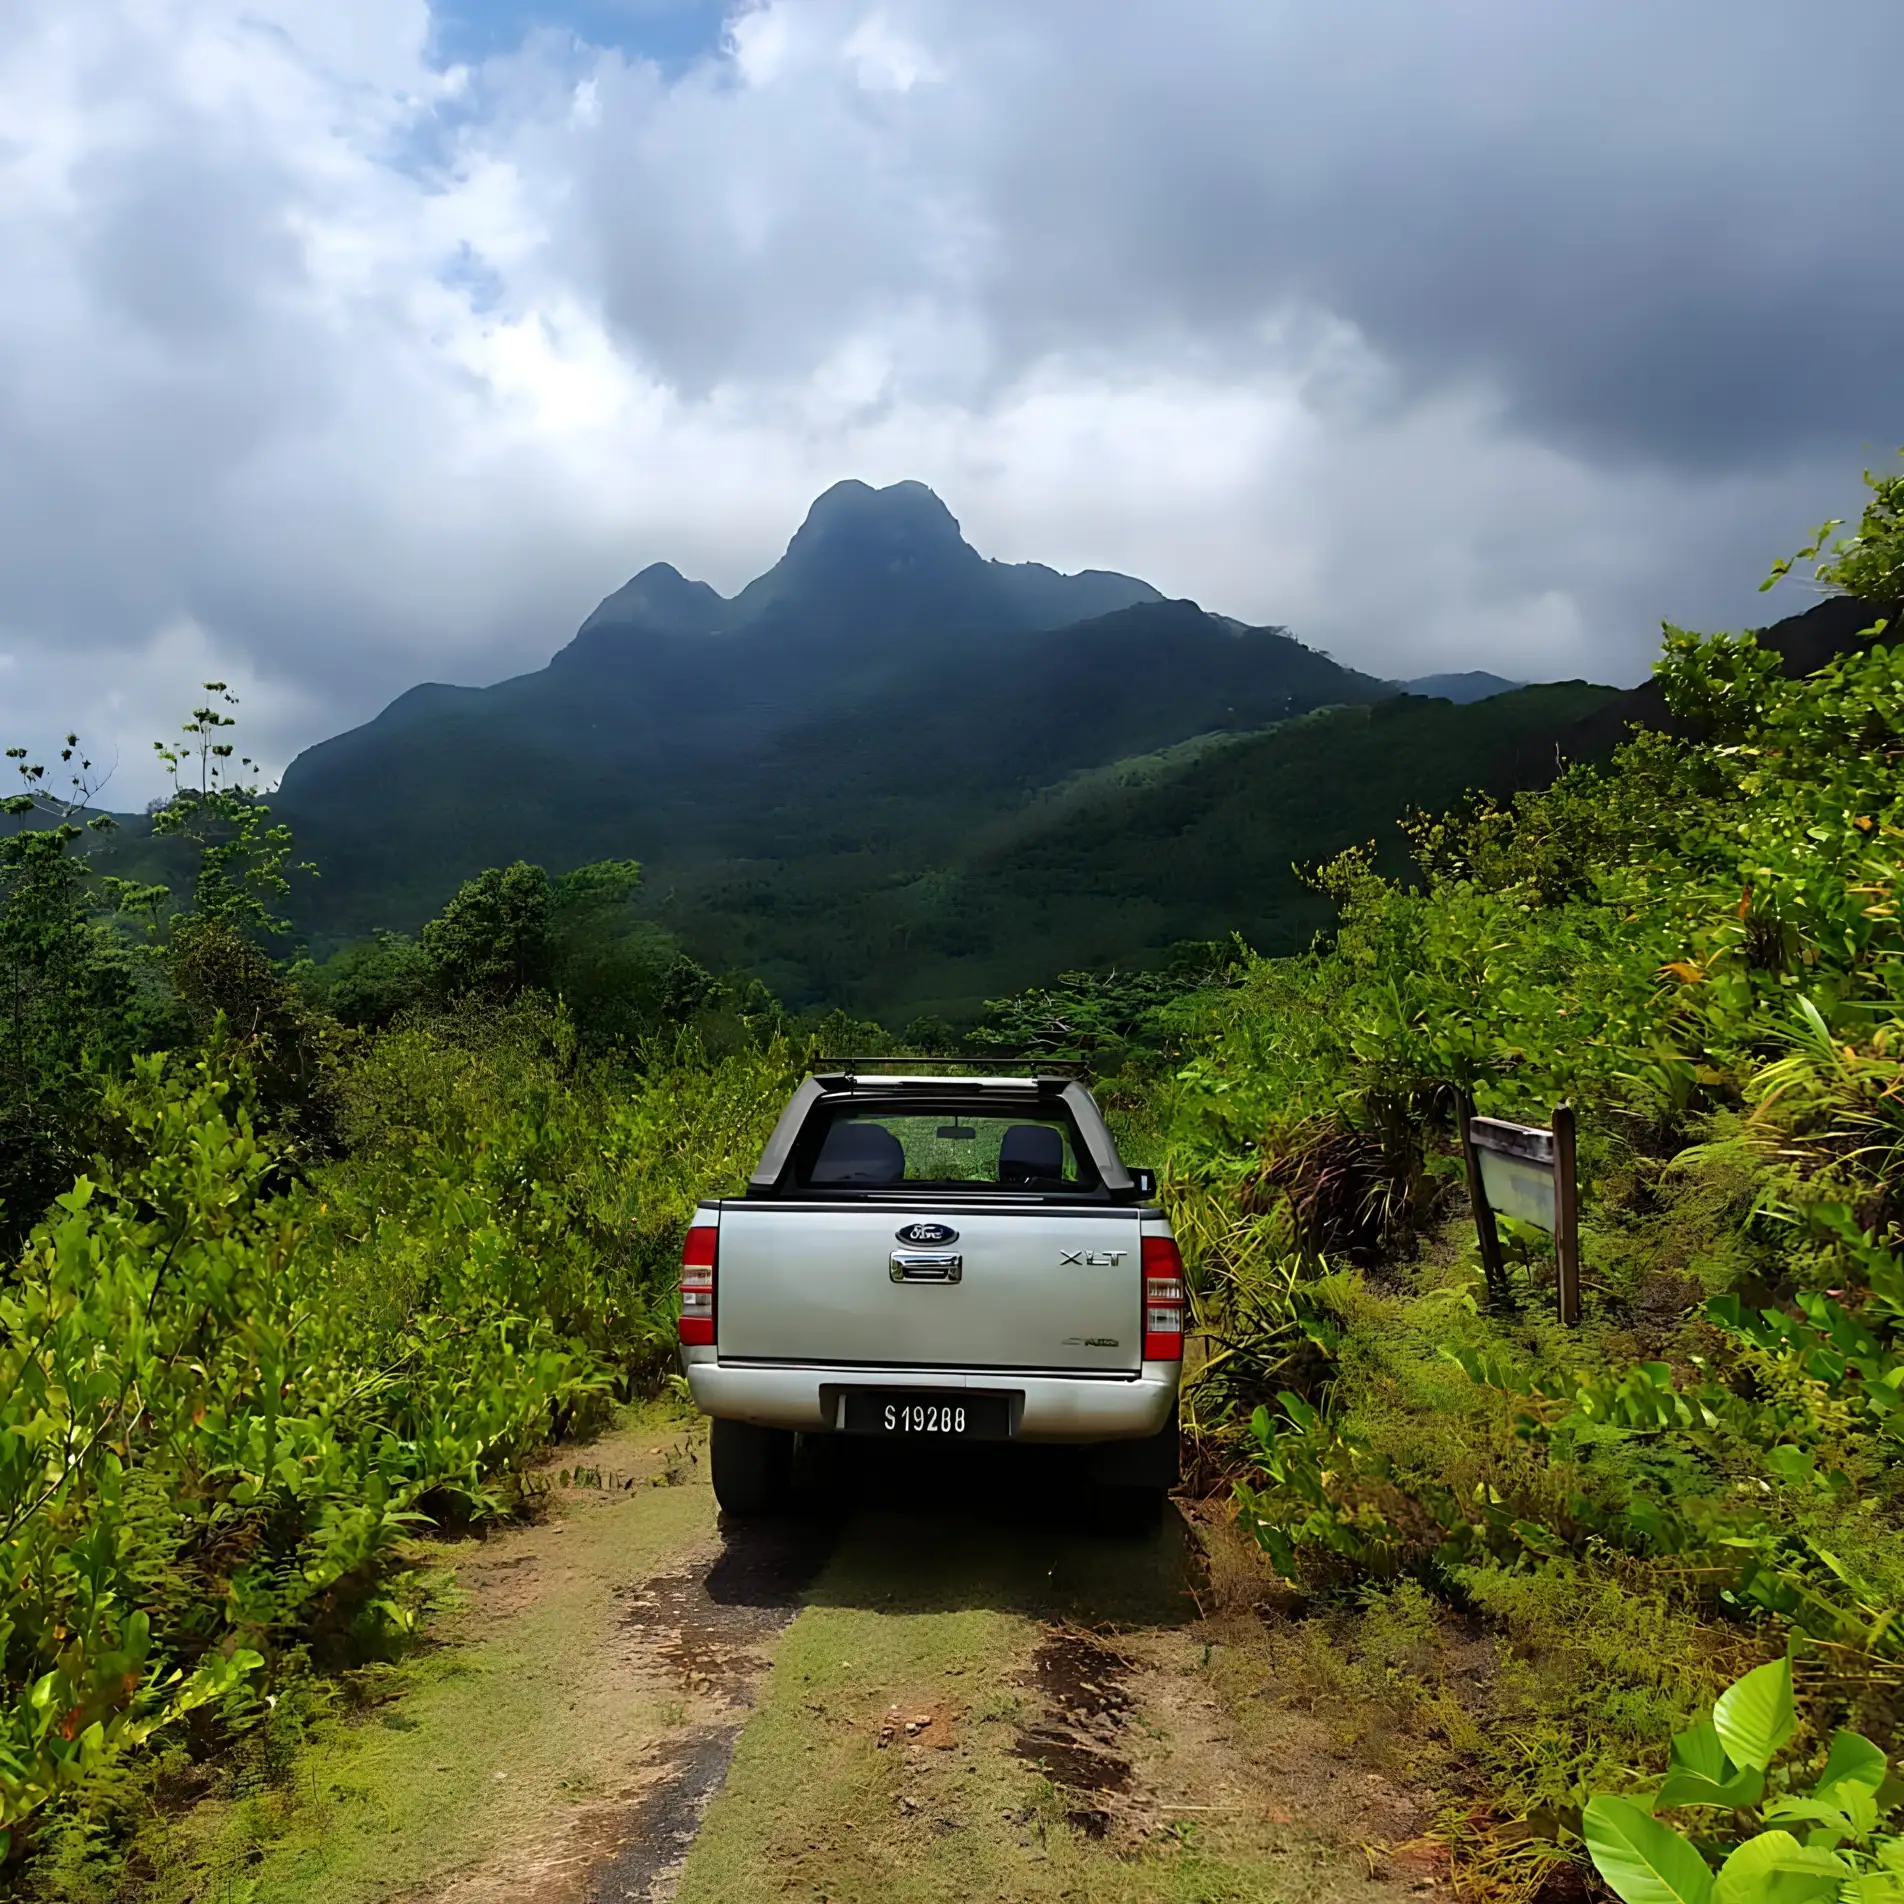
(170, 1409), (1448, 1903)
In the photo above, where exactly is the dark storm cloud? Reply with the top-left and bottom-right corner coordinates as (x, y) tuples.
(561, 0), (1904, 468)
(1077, 0), (1904, 467)
(0, 0), (1897, 801)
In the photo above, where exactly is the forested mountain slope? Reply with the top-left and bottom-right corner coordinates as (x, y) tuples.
(85, 498), (1882, 1023)
(271, 480), (1392, 941)
(617, 595), (1878, 1018)
(651, 680), (1616, 1021)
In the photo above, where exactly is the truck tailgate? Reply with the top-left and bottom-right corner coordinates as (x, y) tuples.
(714, 1204), (1143, 1374)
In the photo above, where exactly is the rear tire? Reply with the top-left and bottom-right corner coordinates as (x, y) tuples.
(1095, 1483), (1167, 1538)
(711, 1418), (794, 1517)
(1084, 1421), (1181, 1491)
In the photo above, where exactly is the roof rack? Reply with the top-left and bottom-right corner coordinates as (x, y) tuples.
(806, 1054), (1090, 1078)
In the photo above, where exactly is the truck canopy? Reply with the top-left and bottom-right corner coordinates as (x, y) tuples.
(746, 1074), (1137, 1201)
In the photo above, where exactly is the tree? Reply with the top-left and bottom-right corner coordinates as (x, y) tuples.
(422, 862), (556, 1000)
(544, 858), (722, 1047)
(973, 941), (1245, 1065)
(150, 686), (302, 935)
(0, 739), (152, 1243)
(145, 687), (338, 1152)
(1762, 450), (1904, 611)
(301, 931), (429, 1028)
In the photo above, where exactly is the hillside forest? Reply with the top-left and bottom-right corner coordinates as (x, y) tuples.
(3, 457), (1904, 1900)
(97, 477), (1603, 1024)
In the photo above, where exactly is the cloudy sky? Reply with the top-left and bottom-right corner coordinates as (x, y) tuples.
(1, 0), (1898, 803)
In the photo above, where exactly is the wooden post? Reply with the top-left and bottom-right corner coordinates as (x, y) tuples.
(1458, 1090), (1508, 1307)
(1553, 1102), (1580, 1328)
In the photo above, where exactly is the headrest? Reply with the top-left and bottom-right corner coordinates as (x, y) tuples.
(998, 1123), (1066, 1185)
(810, 1120), (906, 1186)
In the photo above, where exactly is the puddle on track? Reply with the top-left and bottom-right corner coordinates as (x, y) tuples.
(1012, 1629), (1140, 1839)
(584, 1725), (740, 1904)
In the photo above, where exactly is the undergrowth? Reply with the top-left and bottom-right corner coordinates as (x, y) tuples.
(1150, 465), (1904, 1894)
(0, 1011), (794, 1882)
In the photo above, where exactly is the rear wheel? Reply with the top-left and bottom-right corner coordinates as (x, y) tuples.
(1095, 1483), (1168, 1539)
(711, 1417), (794, 1517)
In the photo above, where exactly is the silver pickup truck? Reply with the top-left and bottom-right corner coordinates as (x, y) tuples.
(677, 1065), (1184, 1524)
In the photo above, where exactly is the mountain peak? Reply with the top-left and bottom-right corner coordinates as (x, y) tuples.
(717, 478), (987, 635)
(568, 479), (1163, 650)
(785, 478), (967, 559)
(579, 560), (727, 639)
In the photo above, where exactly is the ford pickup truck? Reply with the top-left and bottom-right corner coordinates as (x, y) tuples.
(677, 1065), (1184, 1525)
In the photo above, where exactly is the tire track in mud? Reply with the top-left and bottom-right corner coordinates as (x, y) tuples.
(585, 1519), (834, 1904)
(1010, 1628), (1140, 1841)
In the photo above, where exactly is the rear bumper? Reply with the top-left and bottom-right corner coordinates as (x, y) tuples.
(682, 1349), (1179, 1443)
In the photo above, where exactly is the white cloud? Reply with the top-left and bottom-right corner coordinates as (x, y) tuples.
(0, 0), (1893, 804)
(727, 2), (794, 85)
(841, 12), (942, 92)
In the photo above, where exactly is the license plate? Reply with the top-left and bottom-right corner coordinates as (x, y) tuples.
(841, 1389), (1012, 1440)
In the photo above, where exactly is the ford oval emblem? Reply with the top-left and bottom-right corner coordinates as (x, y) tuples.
(896, 1221), (959, 1246)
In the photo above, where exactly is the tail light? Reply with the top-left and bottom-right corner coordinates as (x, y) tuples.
(1142, 1235), (1185, 1362)
(678, 1224), (717, 1345)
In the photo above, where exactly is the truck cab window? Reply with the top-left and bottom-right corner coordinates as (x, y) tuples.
(794, 1105), (1090, 1191)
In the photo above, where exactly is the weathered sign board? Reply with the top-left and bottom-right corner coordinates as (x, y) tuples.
(1459, 1102), (1580, 1325)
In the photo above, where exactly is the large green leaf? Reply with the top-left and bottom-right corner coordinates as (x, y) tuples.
(1815, 1730), (1889, 1802)
(1584, 1796), (1716, 1904)
(1714, 1657), (1796, 1773)
(1761, 1789), (1877, 1839)
(1711, 1831), (1846, 1904)
(1657, 1721), (1761, 1812)
(1658, 1764), (1765, 1810)
(1670, 1722), (1732, 1781)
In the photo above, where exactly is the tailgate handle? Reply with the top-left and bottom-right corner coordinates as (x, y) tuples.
(890, 1251), (963, 1284)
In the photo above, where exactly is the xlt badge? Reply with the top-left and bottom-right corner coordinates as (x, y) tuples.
(1059, 1249), (1127, 1267)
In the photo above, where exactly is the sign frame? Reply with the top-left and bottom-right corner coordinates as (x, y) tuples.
(1459, 1099), (1580, 1325)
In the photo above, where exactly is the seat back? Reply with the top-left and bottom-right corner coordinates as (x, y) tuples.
(810, 1120), (906, 1186)
(998, 1123), (1066, 1185)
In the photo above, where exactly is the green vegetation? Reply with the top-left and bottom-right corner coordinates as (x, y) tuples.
(0, 1021), (793, 1881)
(0, 765), (157, 1245)
(1584, 1653), (1904, 1902)
(646, 678), (1616, 1025)
(298, 854), (732, 1050)
(149, 1408), (713, 1904)
(0, 700), (801, 1884)
(6, 457), (1903, 1898)
(1132, 460), (1904, 1891)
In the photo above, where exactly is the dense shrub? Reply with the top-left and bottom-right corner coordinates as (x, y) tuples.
(0, 690), (802, 1872)
(0, 1008), (796, 1867)
(1144, 466), (1904, 1878)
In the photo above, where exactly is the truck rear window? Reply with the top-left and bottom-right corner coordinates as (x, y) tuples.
(793, 1105), (1092, 1191)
